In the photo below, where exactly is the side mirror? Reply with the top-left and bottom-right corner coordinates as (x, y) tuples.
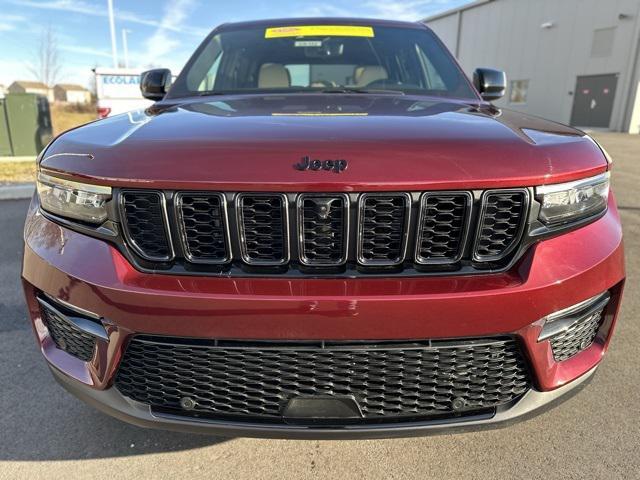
(473, 68), (506, 101)
(140, 68), (172, 101)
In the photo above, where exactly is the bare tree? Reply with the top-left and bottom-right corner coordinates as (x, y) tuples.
(28, 26), (62, 87)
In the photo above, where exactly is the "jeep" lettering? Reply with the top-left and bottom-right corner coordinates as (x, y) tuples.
(294, 156), (348, 173)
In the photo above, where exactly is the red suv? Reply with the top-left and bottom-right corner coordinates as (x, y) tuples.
(22, 18), (625, 439)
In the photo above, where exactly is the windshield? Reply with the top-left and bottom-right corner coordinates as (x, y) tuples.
(167, 24), (478, 99)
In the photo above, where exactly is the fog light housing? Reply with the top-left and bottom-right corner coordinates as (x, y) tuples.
(36, 295), (107, 362)
(538, 292), (610, 362)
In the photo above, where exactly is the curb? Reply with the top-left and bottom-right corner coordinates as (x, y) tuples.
(0, 183), (35, 201)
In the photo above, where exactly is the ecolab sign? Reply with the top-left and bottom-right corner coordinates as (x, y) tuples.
(94, 67), (152, 117)
(95, 68), (143, 99)
(102, 75), (140, 84)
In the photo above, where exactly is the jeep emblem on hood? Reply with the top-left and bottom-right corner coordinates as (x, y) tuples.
(294, 156), (348, 173)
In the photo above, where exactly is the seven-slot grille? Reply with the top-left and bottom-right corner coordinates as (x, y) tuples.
(176, 193), (229, 263)
(416, 192), (471, 264)
(473, 190), (529, 261)
(117, 189), (529, 273)
(358, 193), (410, 265)
(120, 191), (172, 261)
(115, 336), (531, 423)
(298, 194), (349, 266)
(237, 194), (288, 265)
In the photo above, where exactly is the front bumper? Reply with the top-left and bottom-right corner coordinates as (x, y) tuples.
(22, 195), (625, 437)
(50, 363), (598, 439)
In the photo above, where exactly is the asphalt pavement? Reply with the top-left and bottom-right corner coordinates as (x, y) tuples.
(0, 133), (638, 479)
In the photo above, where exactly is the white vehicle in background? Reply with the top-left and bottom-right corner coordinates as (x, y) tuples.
(93, 67), (153, 118)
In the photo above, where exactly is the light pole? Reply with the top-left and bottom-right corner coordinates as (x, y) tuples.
(122, 29), (130, 68)
(107, 0), (118, 68)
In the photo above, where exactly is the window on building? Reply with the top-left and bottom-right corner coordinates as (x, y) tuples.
(591, 27), (616, 57)
(510, 80), (529, 104)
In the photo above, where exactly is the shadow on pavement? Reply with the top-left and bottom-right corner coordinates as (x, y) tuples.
(0, 328), (230, 461)
(0, 199), (228, 460)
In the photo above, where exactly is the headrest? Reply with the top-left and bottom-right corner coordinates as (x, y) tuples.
(353, 65), (388, 87)
(258, 63), (291, 88)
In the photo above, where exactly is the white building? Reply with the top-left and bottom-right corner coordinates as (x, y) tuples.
(53, 84), (92, 104)
(423, 0), (640, 133)
(8, 81), (54, 103)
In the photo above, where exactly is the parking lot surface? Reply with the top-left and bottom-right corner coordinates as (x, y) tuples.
(0, 133), (638, 479)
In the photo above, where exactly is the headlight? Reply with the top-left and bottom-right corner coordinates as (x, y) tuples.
(37, 172), (112, 224)
(536, 172), (609, 226)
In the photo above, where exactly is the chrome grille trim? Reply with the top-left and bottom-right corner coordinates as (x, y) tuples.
(357, 192), (411, 266)
(415, 191), (473, 265)
(174, 192), (232, 265)
(297, 193), (350, 266)
(119, 190), (174, 262)
(236, 193), (290, 266)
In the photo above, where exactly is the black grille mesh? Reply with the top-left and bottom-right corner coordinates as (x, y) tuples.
(41, 304), (96, 362)
(177, 194), (228, 262)
(121, 192), (171, 260)
(300, 195), (347, 265)
(115, 337), (530, 423)
(550, 309), (605, 362)
(474, 191), (527, 260)
(417, 194), (470, 263)
(359, 195), (408, 264)
(238, 195), (287, 263)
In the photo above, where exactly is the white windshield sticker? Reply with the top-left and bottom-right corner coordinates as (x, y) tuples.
(294, 40), (323, 47)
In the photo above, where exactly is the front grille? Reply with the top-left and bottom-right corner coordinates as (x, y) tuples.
(473, 190), (528, 261)
(237, 194), (288, 264)
(550, 307), (606, 362)
(358, 193), (410, 265)
(115, 336), (531, 424)
(416, 193), (471, 263)
(298, 194), (349, 266)
(40, 302), (96, 362)
(117, 189), (531, 275)
(176, 193), (229, 263)
(120, 191), (172, 261)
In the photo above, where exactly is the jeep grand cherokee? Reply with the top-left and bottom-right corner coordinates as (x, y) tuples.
(22, 18), (625, 439)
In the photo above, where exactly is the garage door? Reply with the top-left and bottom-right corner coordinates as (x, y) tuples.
(570, 74), (618, 128)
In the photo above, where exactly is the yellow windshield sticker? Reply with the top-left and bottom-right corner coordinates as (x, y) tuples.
(265, 25), (374, 38)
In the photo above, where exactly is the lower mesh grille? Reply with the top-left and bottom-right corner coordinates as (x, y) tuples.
(115, 336), (531, 423)
(40, 302), (96, 362)
(550, 308), (605, 362)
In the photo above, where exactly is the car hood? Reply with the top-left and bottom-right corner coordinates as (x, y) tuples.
(41, 94), (607, 191)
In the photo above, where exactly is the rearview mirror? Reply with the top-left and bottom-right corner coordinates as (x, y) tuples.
(140, 68), (172, 101)
(473, 68), (506, 101)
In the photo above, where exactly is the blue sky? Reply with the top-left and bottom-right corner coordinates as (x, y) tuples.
(0, 0), (471, 87)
